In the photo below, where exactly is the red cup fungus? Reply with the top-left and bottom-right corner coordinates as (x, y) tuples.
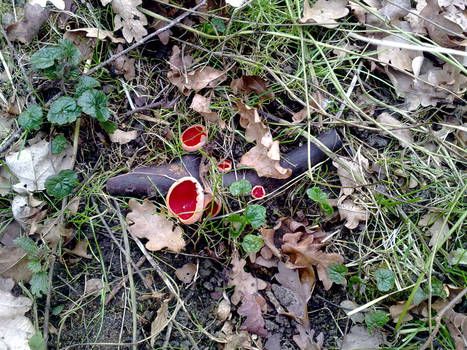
(216, 159), (232, 172)
(180, 124), (208, 152)
(203, 194), (222, 217)
(251, 185), (265, 199)
(166, 176), (204, 224)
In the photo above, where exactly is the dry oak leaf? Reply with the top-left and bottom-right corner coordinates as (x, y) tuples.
(109, 129), (138, 144)
(240, 143), (292, 179)
(190, 93), (225, 128)
(238, 294), (268, 337)
(168, 66), (226, 96)
(126, 198), (185, 253)
(377, 35), (422, 72)
(281, 231), (344, 290)
(65, 28), (125, 44)
(332, 155), (369, 196)
(227, 251), (267, 305)
(337, 198), (369, 229)
(113, 44), (136, 81)
(230, 75), (275, 100)
(299, 0), (350, 28)
(169, 45), (193, 72)
(236, 100), (273, 147)
(376, 112), (414, 147)
(100, 0), (148, 43)
(6, 3), (50, 44)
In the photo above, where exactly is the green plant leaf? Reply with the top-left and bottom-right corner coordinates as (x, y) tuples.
(45, 170), (78, 199)
(241, 234), (263, 254)
(349, 276), (366, 295)
(14, 236), (39, 257)
(51, 134), (68, 154)
(77, 89), (110, 122)
(327, 263), (348, 285)
(227, 214), (247, 237)
(58, 39), (81, 65)
(30, 46), (63, 70)
(229, 179), (252, 196)
(244, 204), (266, 229)
(75, 76), (100, 98)
(307, 186), (328, 202)
(374, 269), (395, 292)
(413, 286), (428, 306)
(30, 271), (48, 297)
(28, 332), (46, 350)
(212, 18), (226, 33)
(27, 259), (42, 273)
(100, 120), (117, 134)
(320, 201), (334, 215)
(430, 277), (447, 298)
(365, 310), (389, 332)
(47, 96), (81, 125)
(52, 305), (64, 315)
(18, 104), (43, 131)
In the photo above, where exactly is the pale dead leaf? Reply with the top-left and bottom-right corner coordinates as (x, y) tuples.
(238, 294), (268, 337)
(69, 240), (92, 259)
(0, 276), (35, 350)
(6, 4), (50, 44)
(101, 0), (148, 43)
(230, 75), (274, 100)
(175, 263), (196, 283)
(377, 35), (422, 72)
(340, 325), (383, 350)
(11, 195), (41, 230)
(5, 139), (73, 193)
(299, 0), (350, 28)
(341, 300), (364, 323)
(150, 299), (169, 347)
(37, 221), (72, 250)
(216, 299), (231, 322)
(113, 44), (136, 81)
(376, 112), (414, 146)
(418, 212), (450, 247)
(151, 20), (173, 45)
(190, 94), (225, 128)
(240, 143), (292, 179)
(29, 0), (65, 9)
(168, 66), (226, 96)
(293, 324), (324, 350)
(333, 155), (369, 196)
(337, 199), (369, 229)
(169, 46), (193, 72)
(236, 100), (272, 147)
(85, 278), (103, 296)
(62, 30), (95, 60)
(126, 199), (185, 253)
(66, 28), (125, 43)
(0, 246), (32, 282)
(260, 228), (281, 258)
(109, 129), (138, 144)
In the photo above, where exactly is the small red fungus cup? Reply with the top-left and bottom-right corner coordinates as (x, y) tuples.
(166, 177), (205, 224)
(203, 194), (222, 217)
(180, 124), (208, 152)
(251, 185), (266, 199)
(216, 159), (232, 172)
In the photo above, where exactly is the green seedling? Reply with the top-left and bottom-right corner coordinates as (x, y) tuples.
(306, 186), (334, 215)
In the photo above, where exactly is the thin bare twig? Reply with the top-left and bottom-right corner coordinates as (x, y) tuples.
(123, 97), (179, 118)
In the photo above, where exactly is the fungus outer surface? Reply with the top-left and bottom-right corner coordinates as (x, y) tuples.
(168, 179), (199, 220)
(252, 185), (265, 199)
(217, 159), (232, 172)
(182, 125), (207, 147)
(204, 197), (221, 217)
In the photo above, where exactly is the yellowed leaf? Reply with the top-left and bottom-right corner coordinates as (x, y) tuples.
(299, 0), (349, 28)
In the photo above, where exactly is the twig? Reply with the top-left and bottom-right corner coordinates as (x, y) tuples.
(85, 0), (207, 77)
(105, 256), (146, 305)
(419, 287), (467, 350)
(123, 97), (179, 118)
(0, 128), (22, 155)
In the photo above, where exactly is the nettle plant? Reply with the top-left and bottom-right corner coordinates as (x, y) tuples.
(19, 39), (115, 199)
(227, 179), (266, 254)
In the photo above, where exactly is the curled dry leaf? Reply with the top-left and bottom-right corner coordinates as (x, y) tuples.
(238, 294), (268, 337)
(340, 325), (383, 350)
(299, 0), (350, 28)
(6, 3), (50, 44)
(337, 199), (369, 229)
(126, 199), (185, 253)
(281, 231), (344, 290)
(260, 227), (281, 259)
(236, 100), (272, 147)
(175, 263), (196, 283)
(333, 155), (369, 196)
(69, 240), (92, 259)
(376, 112), (414, 147)
(293, 324), (324, 350)
(230, 75), (274, 100)
(150, 299), (169, 347)
(240, 143), (292, 179)
(65, 28), (125, 44)
(190, 93), (225, 128)
(113, 44), (136, 81)
(168, 66), (226, 96)
(109, 129), (138, 144)
(100, 0), (148, 43)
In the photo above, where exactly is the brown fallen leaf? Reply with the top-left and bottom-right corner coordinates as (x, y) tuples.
(151, 20), (173, 45)
(113, 44), (136, 81)
(175, 263), (196, 283)
(293, 324), (324, 350)
(377, 35), (422, 72)
(69, 240), (92, 259)
(65, 28), (125, 44)
(109, 129), (138, 144)
(169, 45), (193, 72)
(333, 155), (369, 196)
(58, 0), (77, 28)
(340, 325), (383, 350)
(126, 198), (185, 253)
(236, 100), (272, 147)
(100, 0), (148, 43)
(150, 299), (169, 347)
(376, 112), (414, 147)
(168, 66), (226, 96)
(190, 93), (225, 128)
(0, 246), (32, 283)
(84, 278), (103, 296)
(282, 231), (344, 290)
(238, 294), (268, 337)
(240, 143), (292, 179)
(62, 30), (95, 61)
(6, 3), (50, 43)
(260, 227), (281, 258)
(299, 0), (349, 28)
(337, 198), (369, 230)
(230, 75), (274, 100)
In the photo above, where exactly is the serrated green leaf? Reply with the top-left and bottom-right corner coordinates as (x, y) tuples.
(229, 179), (252, 196)
(27, 259), (42, 273)
(47, 97), (81, 125)
(58, 39), (81, 65)
(374, 269), (395, 292)
(30, 271), (48, 297)
(100, 120), (117, 134)
(14, 236), (39, 257)
(51, 134), (68, 154)
(241, 234), (263, 254)
(327, 263), (348, 285)
(30, 46), (63, 70)
(320, 202), (334, 215)
(45, 170), (78, 199)
(307, 186), (328, 202)
(75, 76), (100, 98)
(244, 204), (266, 229)
(365, 310), (389, 332)
(227, 214), (246, 237)
(28, 332), (46, 350)
(18, 104), (43, 131)
(77, 89), (110, 122)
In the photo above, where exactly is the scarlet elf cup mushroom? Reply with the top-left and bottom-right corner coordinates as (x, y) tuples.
(216, 159), (232, 172)
(181, 124), (208, 152)
(251, 185), (265, 199)
(203, 193), (222, 217)
(166, 177), (205, 224)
